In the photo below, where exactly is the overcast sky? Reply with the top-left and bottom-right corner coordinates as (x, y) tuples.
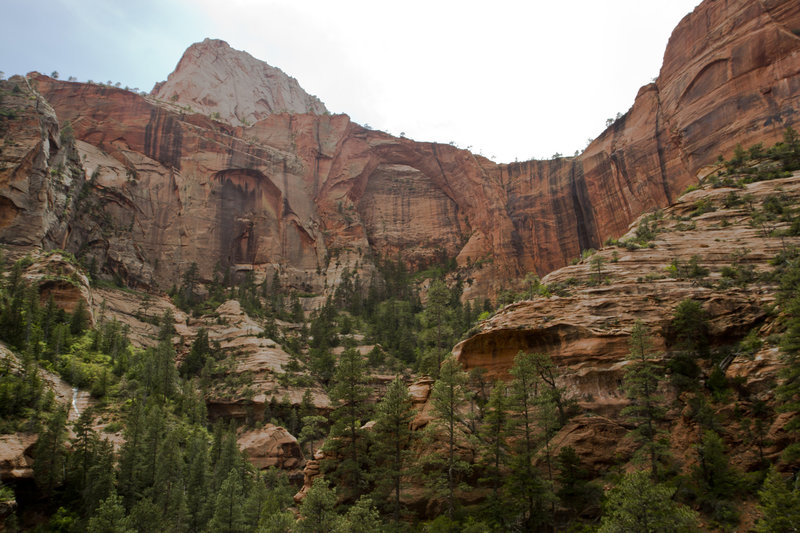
(2, 0), (699, 163)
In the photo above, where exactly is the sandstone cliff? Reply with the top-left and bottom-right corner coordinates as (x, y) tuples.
(2, 0), (799, 304)
(452, 171), (800, 473)
(152, 38), (328, 125)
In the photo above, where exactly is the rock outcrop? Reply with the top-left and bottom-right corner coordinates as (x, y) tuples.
(0, 0), (795, 302)
(0, 433), (36, 481)
(453, 171), (800, 469)
(237, 424), (304, 472)
(152, 38), (328, 125)
(0, 77), (83, 251)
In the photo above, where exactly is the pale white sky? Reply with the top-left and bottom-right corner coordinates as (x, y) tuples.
(2, 0), (699, 162)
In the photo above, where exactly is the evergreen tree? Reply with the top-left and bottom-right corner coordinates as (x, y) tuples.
(212, 425), (243, 494)
(140, 341), (178, 399)
(186, 429), (212, 532)
(529, 352), (572, 426)
(151, 429), (188, 529)
(598, 471), (698, 533)
(506, 351), (554, 530)
(260, 467), (295, 518)
(776, 255), (800, 460)
(139, 402), (167, 492)
(755, 466), (800, 532)
(621, 321), (668, 477)
(370, 376), (416, 524)
(178, 262), (201, 311)
(370, 298), (417, 365)
(117, 399), (146, 509)
(478, 381), (510, 528)
(128, 497), (161, 533)
(556, 446), (601, 521)
(667, 299), (708, 389)
(299, 415), (328, 459)
(324, 347), (371, 499)
(333, 496), (383, 533)
(208, 469), (247, 533)
(67, 407), (98, 496)
(428, 356), (472, 519)
(290, 292), (305, 323)
(242, 472), (270, 531)
(181, 328), (211, 377)
(70, 299), (90, 336)
(419, 280), (454, 377)
(257, 511), (295, 533)
(84, 438), (116, 516)
(738, 399), (772, 470)
(590, 253), (606, 284)
(691, 430), (740, 527)
(87, 491), (133, 533)
(296, 478), (337, 533)
(33, 406), (68, 496)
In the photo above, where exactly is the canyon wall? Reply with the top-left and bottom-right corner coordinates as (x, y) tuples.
(1, 0), (798, 301)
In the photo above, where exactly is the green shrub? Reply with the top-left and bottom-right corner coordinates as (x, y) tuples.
(690, 198), (715, 217)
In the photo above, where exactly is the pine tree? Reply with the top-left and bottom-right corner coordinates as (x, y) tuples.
(325, 347), (371, 499)
(185, 429), (212, 532)
(776, 255), (800, 460)
(68, 407), (97, 495)
(506, 351), (554, 530)
(242, 472), (270, 531)
(180, 328), (210, 377)
(117, 399), (146, 509)
(84, 438), (116, 516)
(33, 406), (68, 496)
(209, 469), (247, 533)
(370, 376), (416, 523)
(590, 254), (606, 284)
(141, 341), (177, 399)
(140, 402), (167, 491)
(529, 352), (572, 426)
(128, 497), (161, 533)
(621, 320), (668, 477)
(556, 446), (601, 521)
(478, 381), (510, 528)
(691, 430), (741, 526)
(296, 478), (337, 533)
(151, 429), (188, 529)
(419, 280), (454, 377)
(178, 262), (201, 311)
(755, 466), (800, 532)
(299, 415), (327, 459)
(212, 425), (243, 494)
(87, 491), (134, 533)
(257, 510), (295, 533)
(333, 496), (383, 532)
(667, 299), (708, 389)
(428, 356), (472, 519)
(70, 298), (89, 336)
(598, 471), (698, 533)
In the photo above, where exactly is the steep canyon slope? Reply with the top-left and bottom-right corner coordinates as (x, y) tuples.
(1, 0), (798, 302)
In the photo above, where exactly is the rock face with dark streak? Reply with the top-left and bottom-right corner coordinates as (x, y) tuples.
(456, 173), (800, 412)
(1, 0), (799, 301)
(443, 172), (800, 486)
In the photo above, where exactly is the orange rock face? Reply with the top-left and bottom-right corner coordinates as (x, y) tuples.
(456, 174), (800, 386)
(237, 424), (305, 472)
(2, 0), (799, 302)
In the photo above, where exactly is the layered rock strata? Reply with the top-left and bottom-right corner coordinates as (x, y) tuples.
(0, 0), (795, 301)
(453, 172), (800, 471)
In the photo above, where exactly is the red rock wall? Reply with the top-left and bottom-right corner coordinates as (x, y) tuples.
(5, 0), (799, 298)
